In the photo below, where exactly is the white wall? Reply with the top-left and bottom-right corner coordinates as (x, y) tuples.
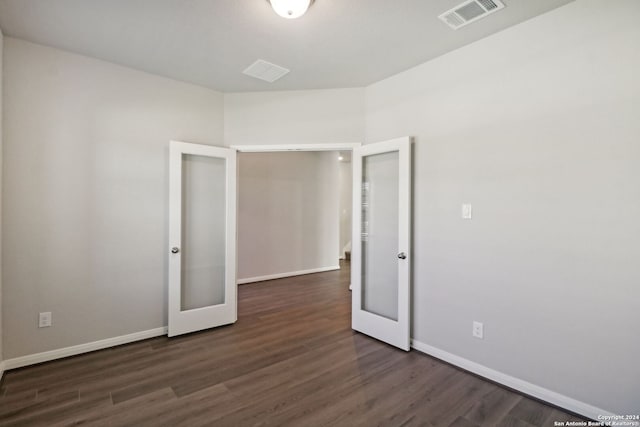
(225, 88), (362, 280)
(237, 151), (340, 281)
(2, 38), (224, 358)
(224, 88), (364, 146)
(365, 0), (640, 415)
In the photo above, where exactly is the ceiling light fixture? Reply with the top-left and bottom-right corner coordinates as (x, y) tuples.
(268, 0), (314, 19)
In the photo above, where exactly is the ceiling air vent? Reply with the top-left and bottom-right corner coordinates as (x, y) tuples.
(242, 59), (290, 83)
(438, 0), (505, 30)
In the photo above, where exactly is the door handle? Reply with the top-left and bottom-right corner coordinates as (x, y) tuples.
(171, 247), (180, 254)
(397, 252), (407, 260)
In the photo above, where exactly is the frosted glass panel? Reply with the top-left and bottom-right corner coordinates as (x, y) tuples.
(181, 154), (226, 311)
(361, 151), (399, 321)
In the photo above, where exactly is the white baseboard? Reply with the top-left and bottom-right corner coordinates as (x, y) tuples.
(411, 339), (613, 421)
(3, 327), (168, 371)
(0, 360), (5, 381)
(237, 265), (340, 285)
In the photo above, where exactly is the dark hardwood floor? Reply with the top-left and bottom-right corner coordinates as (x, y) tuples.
(0, 261), (587, 426)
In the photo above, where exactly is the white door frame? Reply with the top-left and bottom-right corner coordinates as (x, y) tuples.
(234, 141), (413, 350)
(168, 140), (237, 337)
(231, 143), (361, 153)
(351, 136), (412, 351)
(168, 140), (414, 345)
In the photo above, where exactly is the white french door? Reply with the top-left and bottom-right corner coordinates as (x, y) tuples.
(168, 140), (237, 337)
(351, 137), (412, 351)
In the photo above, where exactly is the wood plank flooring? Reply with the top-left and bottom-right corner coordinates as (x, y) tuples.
(0, 261), (588, 426)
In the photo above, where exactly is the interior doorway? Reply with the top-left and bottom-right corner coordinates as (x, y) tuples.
(169, 138), (412, 351)
(337, 150), (353, 262)
(233, 143), (358, 286)
(232, 138), (412, 351)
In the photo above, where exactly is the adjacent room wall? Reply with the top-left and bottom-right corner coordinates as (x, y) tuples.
(2, 38), (224, 359)
(365, 0), (640, 415)
(224, 88), (364, 146)
(226, 88), (363, 280)
(237, 151), (340, 282)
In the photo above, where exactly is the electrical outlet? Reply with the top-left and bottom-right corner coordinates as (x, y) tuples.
(39, 312), (52, 328)
(462, 204), (473, 219)
(472, 321), (483, 339)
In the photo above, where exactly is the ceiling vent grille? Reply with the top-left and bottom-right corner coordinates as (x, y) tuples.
(242, 59), (290, 83)
(438, 0), (505, 30)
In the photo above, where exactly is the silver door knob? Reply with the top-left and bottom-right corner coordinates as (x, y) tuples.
(171, 247), (180, 254)
(398, 252), (407, 259)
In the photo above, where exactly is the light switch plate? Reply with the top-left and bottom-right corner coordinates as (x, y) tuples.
(473, 321), (483, 339)
(39, 312), (52, 328)
(462, 204), (473, 219)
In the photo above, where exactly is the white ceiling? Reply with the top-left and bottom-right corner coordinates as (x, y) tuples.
(0, 0), (575, 92)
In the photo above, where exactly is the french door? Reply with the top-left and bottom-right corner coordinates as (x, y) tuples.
(351, 137), (412, 350)
(168, 140), (237, 337)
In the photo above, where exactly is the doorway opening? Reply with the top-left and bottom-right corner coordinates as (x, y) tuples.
(169, 138), (411, 351)
(233, 143), (359, 287)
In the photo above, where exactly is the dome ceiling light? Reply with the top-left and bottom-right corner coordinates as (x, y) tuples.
(268, 0), (314, 19)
